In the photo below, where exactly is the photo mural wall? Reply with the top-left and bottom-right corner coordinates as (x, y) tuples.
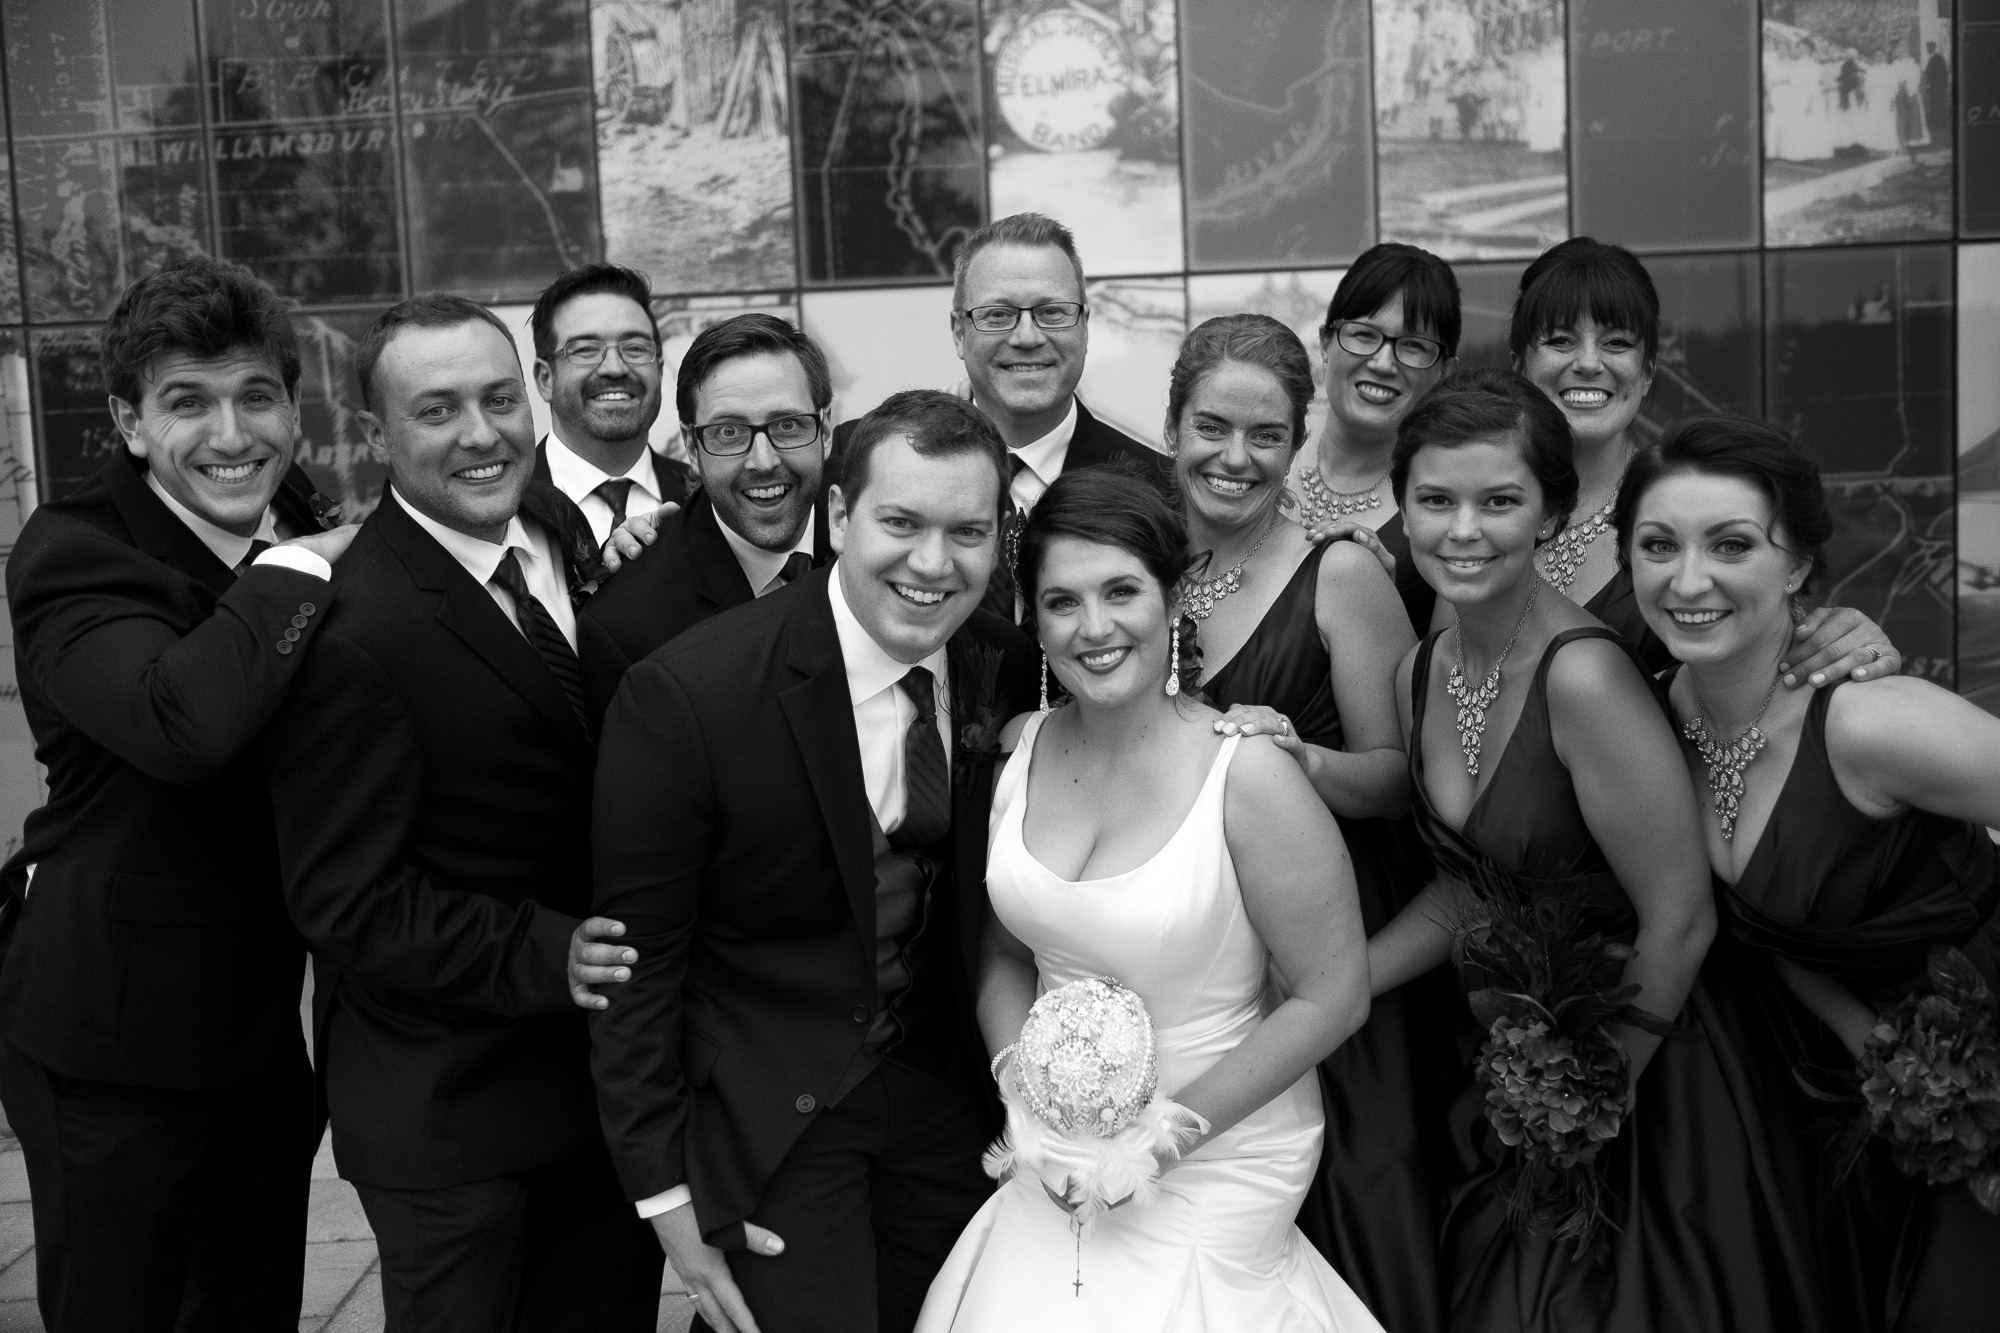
(0, 0), (1992, 853)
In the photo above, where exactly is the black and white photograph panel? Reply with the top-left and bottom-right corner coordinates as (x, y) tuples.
(983, 0), (1184, 276)
(1763, 0), (1955, 246)
(1958, 242), (2000, 714)
(799, 285), (965, 422)
(1075, 276), (1185, 449)
(594, 0), (797, 293)
(1373, 0), (1569, 261)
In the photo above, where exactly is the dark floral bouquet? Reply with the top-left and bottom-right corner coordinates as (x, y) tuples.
(1855, 945), (2000, 1215)
(1451, 878), (1692, 1246)
(947, 638), (1008, 788)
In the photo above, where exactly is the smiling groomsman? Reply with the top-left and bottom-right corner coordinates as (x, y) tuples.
(262, 295), (660, 1332)
(0, 256), (356, 1331)
(583, 313), (832, 664)
(530, 263), (694, 546)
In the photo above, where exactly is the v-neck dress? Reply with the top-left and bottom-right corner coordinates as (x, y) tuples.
(1408, 627), (1849, 1333)
(1204, 544), (1458, 1333)
(1704, 679), (2000, 1333)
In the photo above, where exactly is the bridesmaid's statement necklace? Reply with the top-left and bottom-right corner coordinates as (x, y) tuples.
(1180, 510), (1278, 621)
(1684, 674), (1781, 841)
(1535, 497), (1614, 595)
(1445, 579), (1539, 778)
(1297, 463), (1388, 524)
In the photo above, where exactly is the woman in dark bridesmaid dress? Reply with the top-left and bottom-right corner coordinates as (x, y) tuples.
(1620, 415), (2000, 1333)
(1286, 243), (1461, 636)
(1367, 371), (1851, 1333)
(1156, 315), (1452, 1332)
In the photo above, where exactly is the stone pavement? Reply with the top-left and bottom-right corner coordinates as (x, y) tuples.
(0, 1132), (695, 1332)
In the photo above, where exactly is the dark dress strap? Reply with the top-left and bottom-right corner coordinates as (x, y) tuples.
(1201, 544), (1343, 749)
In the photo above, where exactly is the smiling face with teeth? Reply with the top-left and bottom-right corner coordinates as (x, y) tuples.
(1519, 315), (1653, 452)
(111, 347), (300, 537)
(362, 320), (537, 543)
(951, 243), (1088, 448)
(1629, 471), (1810, 669)
(1169, 360), (1300, 539)
(1404, 435), (1559, 611)
(535, 291), (663, 472)
(1321, 295), (1449, 448)
(1033, 536), (1174, 709)
(829, 433), (1001, 665)
(690, 350), (823, 553)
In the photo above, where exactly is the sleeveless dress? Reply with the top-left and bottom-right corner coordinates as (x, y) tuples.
(1375, 513), (1436, 637)
(915, 716), (1386, 1333)
(1205, 544), (1459, 1333)
(1707, 679), (2000, 1333)
(1410, 628), (1849, 1333)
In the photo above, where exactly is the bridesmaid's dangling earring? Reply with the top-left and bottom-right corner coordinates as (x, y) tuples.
(1165, 618), (1182, 697)
(1038, 649), (1051, 712)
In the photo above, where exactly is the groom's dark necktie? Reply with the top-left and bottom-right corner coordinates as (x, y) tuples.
(490, 549), (589, 734)
(891, 666), (950, 849)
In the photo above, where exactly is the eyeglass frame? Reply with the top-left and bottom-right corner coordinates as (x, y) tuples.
(1329, 320), (1446, 371)
(683, 412), (826, 457)
(953, 302), (1088, 334)
(548, 337), (664, 367)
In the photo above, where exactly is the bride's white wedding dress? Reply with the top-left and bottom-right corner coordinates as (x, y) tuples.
(915, 717), (1386, 1332)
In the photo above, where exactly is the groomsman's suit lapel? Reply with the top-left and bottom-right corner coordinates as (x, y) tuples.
(371, 489), (594, 760)
(102, 451), (329, 596)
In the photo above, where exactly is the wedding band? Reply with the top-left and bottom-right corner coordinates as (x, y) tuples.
(1865, 645), (1885, 662)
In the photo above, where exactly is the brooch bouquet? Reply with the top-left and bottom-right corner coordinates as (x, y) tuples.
(1452, 881), (1692, 1246)
(1855, 945), (2000, 1215)
(985, 978), (1205, 1235)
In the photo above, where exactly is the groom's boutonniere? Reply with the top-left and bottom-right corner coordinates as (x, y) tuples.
(950, 638), (1007, 787)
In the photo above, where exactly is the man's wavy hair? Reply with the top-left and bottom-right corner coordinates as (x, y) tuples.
(100, 255), (301, 408)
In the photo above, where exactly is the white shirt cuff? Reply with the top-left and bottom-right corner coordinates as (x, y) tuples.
(254, 546), (333, 582)
(635, 1184), (691, 1218)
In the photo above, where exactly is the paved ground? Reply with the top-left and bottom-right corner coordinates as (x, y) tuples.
(0, 1133), (695, 1332)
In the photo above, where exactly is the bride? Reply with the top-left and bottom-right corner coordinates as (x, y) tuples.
(915, 467), (1386, 1332)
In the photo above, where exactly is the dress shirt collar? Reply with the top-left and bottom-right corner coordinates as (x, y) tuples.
(827, 557), (948, 709)
(717, 505), (816, 595)
(1009, 395), (1078, 491)
(544, 429), (663, 509)
(146, 470), (279, 568)
(391, 486), (537, 585)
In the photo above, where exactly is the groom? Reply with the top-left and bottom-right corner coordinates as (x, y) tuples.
(590, 390), (1036, 1333)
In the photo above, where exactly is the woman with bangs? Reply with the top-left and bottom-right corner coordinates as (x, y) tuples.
(1501, 237), (1895, 686)
(1366, 370), (1850, 1333)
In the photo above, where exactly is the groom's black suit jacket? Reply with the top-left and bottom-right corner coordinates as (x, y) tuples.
(263, 486), (628, 1190)
(590, 567), (1034, 1245)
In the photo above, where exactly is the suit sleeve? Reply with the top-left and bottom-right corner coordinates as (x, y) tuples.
(588, 656), (715, 1202)
(9, 525), (330, 784)
(263, 630), (578, 1016)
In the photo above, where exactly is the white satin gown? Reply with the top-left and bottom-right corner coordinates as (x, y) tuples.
(915, 717), (1386, 1333)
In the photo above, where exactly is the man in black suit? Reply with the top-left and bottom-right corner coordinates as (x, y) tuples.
(528, 262), (693, 547)
(591, 391), (1035, 1333)
(583, 313), (832, 664)
(262, 294), (661, 1332)
(0, 256), (356, 1331)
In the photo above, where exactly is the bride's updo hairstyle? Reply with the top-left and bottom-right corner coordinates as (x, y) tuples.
(1391, 367), (1579, 543)
(1165, 313), (1316, 447)
(1612, 414), (1833, 600)
(1016, 467), (1201, 697)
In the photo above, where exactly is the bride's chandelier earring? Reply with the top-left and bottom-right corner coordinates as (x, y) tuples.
(1038, 649), (1051, 712)
(1165, 617), (1182, 697)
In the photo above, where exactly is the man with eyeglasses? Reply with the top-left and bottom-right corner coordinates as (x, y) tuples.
(828, 212), (1168, 620)
(528, 263), (694, 547)
(582, 313), (833, 665)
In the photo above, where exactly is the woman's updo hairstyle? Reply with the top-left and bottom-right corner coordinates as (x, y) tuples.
(1509, 236), (1660, 368)
(1165, 314), (1316, 447)
(1319, 242), (1462, 358)
(1016, 467), (1200, 697)
(1613, 414), (1834, 599)
(1391, 368), (1580, 541)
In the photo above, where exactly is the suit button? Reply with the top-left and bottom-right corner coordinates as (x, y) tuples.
(290, 615), (309, 628)
(794, 1094), (816, 1114)
(276, 640), (293, 655)
(283, 627), (302, 642)
(298, 602), (316, 616)
(851, 1005), (868, 1023)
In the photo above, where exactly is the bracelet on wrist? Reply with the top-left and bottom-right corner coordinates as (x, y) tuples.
(989, 1044), (1016, 1084)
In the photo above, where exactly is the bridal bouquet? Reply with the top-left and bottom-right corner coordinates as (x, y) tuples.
(1856, 945), (2000, 1215)
(985, 977), (1206, 1234)
(1452, 881), (1691, 1246)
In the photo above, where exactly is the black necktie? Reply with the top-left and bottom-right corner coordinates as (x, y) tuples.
(593, 479), (635, 530)
(780, 550), (811, 584)
(236, 538), (274, 576)
(490, 549), (589, 734)
(980, 455), (1028, 622)
(891, 667), (951, 849)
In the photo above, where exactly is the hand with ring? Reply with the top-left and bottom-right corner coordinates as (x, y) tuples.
(1214, 704), (1303, 758)
(1778, 604), (1903, 687)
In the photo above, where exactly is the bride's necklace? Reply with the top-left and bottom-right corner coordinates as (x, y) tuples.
(1683, 673), (1782, 841)
(1297, 460), (1388, 524)
(1535, 497), (1614, 595)
(1180, 510), (1278, 621)
(1445, 579), (1539, 778)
